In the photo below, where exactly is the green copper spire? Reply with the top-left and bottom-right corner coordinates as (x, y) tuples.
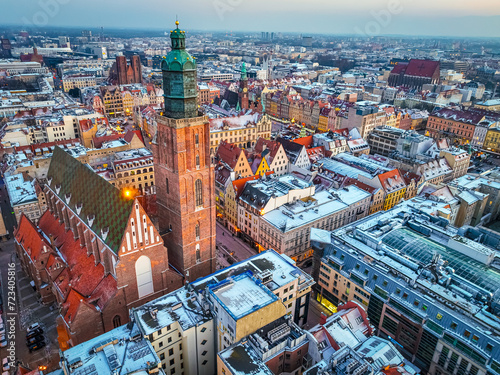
(241, 62), (247, 80)
(161, 21), (198, 119)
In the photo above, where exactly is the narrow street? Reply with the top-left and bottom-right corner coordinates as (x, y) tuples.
(215, 222), (257, 268)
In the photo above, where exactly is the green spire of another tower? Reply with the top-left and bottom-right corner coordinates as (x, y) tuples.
(241, 62), (247, 80)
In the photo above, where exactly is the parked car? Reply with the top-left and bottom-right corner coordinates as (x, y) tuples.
(26, 335), (44, 346)
(26, 328), (44, 339)
(1, 358), (9, 372)
(28, 340), (46, 353)
(27, 323), (41, 332)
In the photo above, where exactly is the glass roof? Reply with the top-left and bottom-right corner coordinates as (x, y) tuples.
(382, 228), (500, 295)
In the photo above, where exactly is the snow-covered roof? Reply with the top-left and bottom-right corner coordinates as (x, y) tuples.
(132, 286), (211, 336)
(5, 173), (37, 206)
(60, 322), (161, 375)
(209, 272), (278, 320)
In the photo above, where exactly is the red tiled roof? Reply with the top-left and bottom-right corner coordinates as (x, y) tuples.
(404, 59), (439, 78)
(343, 177), (377, 194)
(124, 129), (144, 145)
(14, 214), (51, 263)
(293, 135), (313, 148)
(92, 134), (122, 149)
(216, 140), (243, 169)
(390, 63), (408, 74)
(38, 212), (106, 297)
(378, 169), (406, 193)
(62, 289), (86, 323)
(254, 138), (281, 159)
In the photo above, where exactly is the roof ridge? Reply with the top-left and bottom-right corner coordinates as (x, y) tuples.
(47, 147), (134, 253)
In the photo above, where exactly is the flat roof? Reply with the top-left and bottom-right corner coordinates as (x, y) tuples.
(209, 272), (278, 320)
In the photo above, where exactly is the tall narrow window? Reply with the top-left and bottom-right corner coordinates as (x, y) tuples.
(195, 133), (199, 146)
(196, 244), (201, 263)
(113, 315), (121, 328)
(135, 255), (153, 298)
(195, 179), (203, 207)
(165, 177), (169, 194)
(196, 155), (200, 169)
(195, 223), (200, 240)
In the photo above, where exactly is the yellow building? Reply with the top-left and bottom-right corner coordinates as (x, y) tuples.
(475, 99), (500, 112)
(209, 114), (272, 155)
(317, 257), (371, 312)
(318, 113), (329, 131)
(209, 273), (287, 352)
(483, 125), (500, 153)
(359, 169), (407, 211)
(215, 141), (253, 178)
(253, 157), (270, 176)
(62, 75), (97, 92)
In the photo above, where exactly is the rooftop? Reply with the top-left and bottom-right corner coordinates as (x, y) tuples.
(132, 286), (211, 336)
(5, 173), (37, 206)
(191, 249), (313, 294)
(60, 323), (163, 375)
(208, 272), (278, 320)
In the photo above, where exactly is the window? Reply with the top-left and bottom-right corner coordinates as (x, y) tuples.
(201, 340), (207, 345)
(464, 330), (471, 338)
(202, 360), (208, 365)
(195, 179), (203, 207)
(196, 244), (201, 263)
(202, 351), (207, 356)
(135, 256), (154, 298)
(170, 359), (175, 366)
(196, 155), (200, 168)
(201, 327), (206, 333)
(169, 348), (174, 356)
(168, 337), (172, 343)
(450, 322), (457, 330)
(160, 353), (165, 360)
(166, 178), (169, 194)
(195, 224), (200, 241)
(159, 341), (164, 347)
(195, 133), (199, 145)
(113, 315), (121, 328)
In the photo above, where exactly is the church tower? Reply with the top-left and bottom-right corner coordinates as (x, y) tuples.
(239, 62), (249, 110)
(152, 21), (216, 282)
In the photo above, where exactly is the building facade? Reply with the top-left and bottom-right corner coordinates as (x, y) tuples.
(153, 22), (216, 282)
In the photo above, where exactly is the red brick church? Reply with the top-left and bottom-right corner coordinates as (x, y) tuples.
(15, 147), (184, 349)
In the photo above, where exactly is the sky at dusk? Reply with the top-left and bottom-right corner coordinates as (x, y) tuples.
(2, 0), (500, 37)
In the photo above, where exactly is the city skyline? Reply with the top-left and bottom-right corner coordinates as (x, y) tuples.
(2, 0), (500, 38)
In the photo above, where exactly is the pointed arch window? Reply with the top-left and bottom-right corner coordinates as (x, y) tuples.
(196, 155), (200, 169)
(113, 315), (121, 328)
(195, 223), (200, 241)
(135, 255), (154, 298)
(195, 133), (199, 147)
(195, 179), (203, 207)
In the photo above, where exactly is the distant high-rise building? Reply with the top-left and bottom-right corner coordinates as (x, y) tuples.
(58, 36), (70, 48)
(302, 36), (313, 47)
(153, 21), (216, 282)
(82, 30), (92, 38)
(0, 38), (11, 58)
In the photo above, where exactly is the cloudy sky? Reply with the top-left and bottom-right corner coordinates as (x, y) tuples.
(4, 0), (500, 37)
